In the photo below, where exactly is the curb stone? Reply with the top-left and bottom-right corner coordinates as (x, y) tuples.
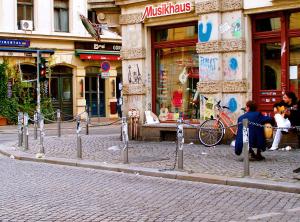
(0, 146), (300, 194)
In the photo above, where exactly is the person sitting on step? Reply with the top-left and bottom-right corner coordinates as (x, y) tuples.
(269, 91), (298, 151)
(235, 100), (272, 161)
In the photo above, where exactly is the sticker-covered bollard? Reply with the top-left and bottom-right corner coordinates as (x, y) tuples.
(34, 111), (38, 140)
(18, 112), (23, 147)
(243, 119), (250, 177)
(177, 116), (184, 169)
(39, 115), (45, 154)
(122, 117), (129, 164)
(76, 117), (82, 159)
(57, 109), (61, 137)
(23, 113), (29, 150)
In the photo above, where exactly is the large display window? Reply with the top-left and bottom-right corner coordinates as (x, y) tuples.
(152, 23), (198, 122)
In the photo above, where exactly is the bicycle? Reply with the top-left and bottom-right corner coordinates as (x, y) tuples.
(198, 99), (238, 147)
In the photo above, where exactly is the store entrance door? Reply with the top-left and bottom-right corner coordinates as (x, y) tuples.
(85, 76), (105, 117)
(50, 66), (73, 120)
(50, 76), (73, 119)
(253, 39), (284, 115)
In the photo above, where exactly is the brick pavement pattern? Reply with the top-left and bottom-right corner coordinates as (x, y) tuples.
(20, 132), (300, 183)
(0, 155), (300, 221)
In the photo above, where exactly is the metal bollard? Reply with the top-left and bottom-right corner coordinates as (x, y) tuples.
(39, 115), (45, 154)
(34, 111), (38, 140)
(85, 113), (89, 136)
(177, 116), (184, 169)
(57, 109), (61, 137)
(76, 117), (82, 159)
(242, 119), (250, 176)
(23, 113), (29, 150)
(122, 117), (129, 164)
(18, 112), (24, 147)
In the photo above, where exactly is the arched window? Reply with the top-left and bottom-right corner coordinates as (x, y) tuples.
(52, 65), (72, 74)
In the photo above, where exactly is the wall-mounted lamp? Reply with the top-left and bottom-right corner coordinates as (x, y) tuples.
(80, 79), (84, 98)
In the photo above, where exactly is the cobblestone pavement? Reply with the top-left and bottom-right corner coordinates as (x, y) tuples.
(18, 131), (300, 183)
(0, 154), (300, 222)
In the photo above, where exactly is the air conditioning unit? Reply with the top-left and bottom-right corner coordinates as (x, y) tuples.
(20, 20), (33, 31)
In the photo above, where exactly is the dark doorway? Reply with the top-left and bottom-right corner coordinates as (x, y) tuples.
(85, 67), (105, 117)
(50, 66), (73, 120)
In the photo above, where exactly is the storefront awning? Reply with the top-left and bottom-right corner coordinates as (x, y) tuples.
(0, 48), (54, 57)
(75, 49), (121, 61)
(79, 54), (121, 60)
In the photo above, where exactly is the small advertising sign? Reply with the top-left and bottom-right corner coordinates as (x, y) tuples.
(101, 72), (110, 79)
(0, 39), (30, 47)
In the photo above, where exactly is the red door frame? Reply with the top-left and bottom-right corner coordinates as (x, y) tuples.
(251, 10), (300, 113)
(252, 38), (282, 113)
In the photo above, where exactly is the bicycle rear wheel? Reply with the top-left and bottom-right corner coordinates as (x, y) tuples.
(198, 119), (225, 147)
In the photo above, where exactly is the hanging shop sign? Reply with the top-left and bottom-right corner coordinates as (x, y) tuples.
(142, 2), (192, 21)
(75, 42), (121, 51)
(0, 39), (30, 47)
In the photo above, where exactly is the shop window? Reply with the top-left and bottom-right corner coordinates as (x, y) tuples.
(289, 37), (300, 96)
(17, 0), (33, 30)
(155, 25), (197, 42)
(88, 10), (98, 24)
(54, 0), (69, 32)
(260, 43), (281, 90)
(255, 17), (280, 32)
(20, 64), (37, 100)
(290, 12), (300, 30)
(155, 46), (199, 121)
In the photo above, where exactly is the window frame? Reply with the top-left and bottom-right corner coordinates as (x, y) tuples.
(151, 22), (198, 116)
(17, 0), (34, 30)
(54, 0), (69, 32)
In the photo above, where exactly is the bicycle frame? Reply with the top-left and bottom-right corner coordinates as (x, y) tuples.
(216, 112), (236, 135)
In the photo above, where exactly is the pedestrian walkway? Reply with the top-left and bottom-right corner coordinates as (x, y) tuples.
(0, 123), (300, 193)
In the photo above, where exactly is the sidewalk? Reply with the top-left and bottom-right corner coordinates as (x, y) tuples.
(0, 123), (300, 193)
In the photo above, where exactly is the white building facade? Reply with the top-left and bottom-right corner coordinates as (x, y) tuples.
(0, 0), (122, 119)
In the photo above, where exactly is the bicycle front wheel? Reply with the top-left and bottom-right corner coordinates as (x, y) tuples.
(198, 119), (225, 147)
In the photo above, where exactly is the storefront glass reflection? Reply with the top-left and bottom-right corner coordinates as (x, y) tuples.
(155, 46), (199, 121)
(260, 42), (281, 90)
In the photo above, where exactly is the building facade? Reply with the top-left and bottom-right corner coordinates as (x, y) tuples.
(114, 0), (300, 139)
(0, 0), (122, 119)
(117, 0), (247, 126)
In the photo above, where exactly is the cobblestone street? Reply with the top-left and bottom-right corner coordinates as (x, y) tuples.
(1, 154), (300, 221)
(21, 133), (300, 183)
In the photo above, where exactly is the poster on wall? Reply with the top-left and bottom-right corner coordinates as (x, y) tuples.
(290, 66), (298, 79)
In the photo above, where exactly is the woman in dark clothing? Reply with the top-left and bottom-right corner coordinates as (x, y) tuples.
(235, 100), (272, 160)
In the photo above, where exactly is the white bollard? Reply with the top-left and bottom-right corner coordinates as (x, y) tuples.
(177, 116), (184, 169)
(23, 113), (29, 150)
(18, 112), (23, 147)
(122, 117), (129, 164)
(242, 119), (250, 176)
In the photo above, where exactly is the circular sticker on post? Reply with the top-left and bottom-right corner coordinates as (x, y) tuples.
(101, 61), (110, 72)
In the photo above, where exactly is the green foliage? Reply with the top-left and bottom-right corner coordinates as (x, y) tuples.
(0, 60), (55, 124)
